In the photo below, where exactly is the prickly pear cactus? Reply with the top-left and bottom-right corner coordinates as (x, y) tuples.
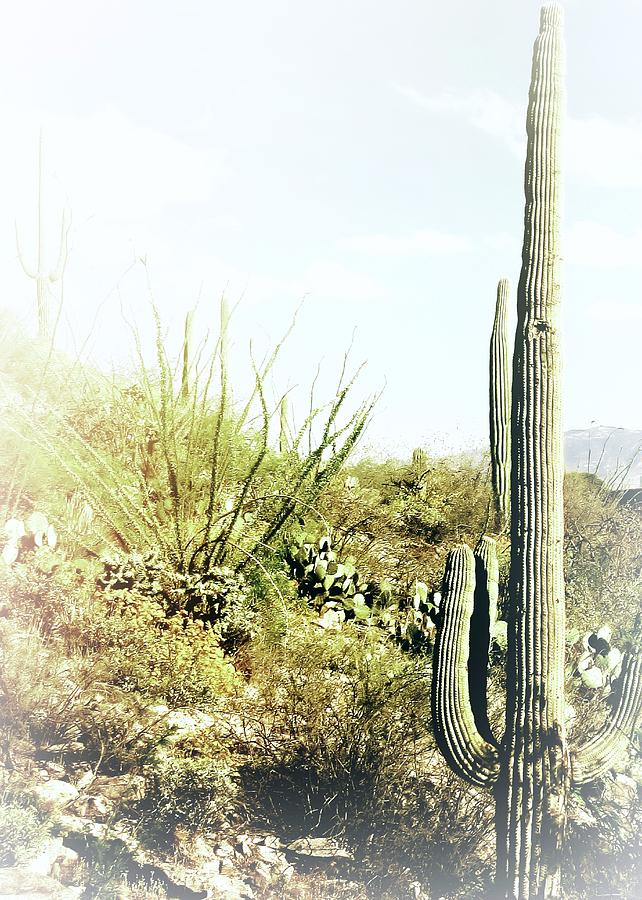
(2, 512), (57, 565)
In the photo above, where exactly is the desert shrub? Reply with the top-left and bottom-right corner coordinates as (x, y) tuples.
(0, 798), (52, 865)
(0, 553), (95, 642)
(564, 774), (642, 900)
(315, 453), (493, 601)
(564, 472), (642, 637)
(1, 306), (374, 595)
(83, 597), (241, 707)
(98, 550), (255, 651)
(137, 752), (239, 849)
(0, 554), (241, 709)
(0, 618), (171, 772)
(233, 620), (499, 896)
(234, 624), (431, 840)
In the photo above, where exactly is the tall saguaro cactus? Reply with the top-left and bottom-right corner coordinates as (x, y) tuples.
(15, 131), (69, 341)
(489, 278), (511, 531)
(431, 7), (642, 898)
(502, 4), (567, 895)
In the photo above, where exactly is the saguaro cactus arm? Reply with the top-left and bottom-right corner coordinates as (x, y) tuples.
(571, 651), (642, 785)
(468, 537), (500, 744)
(432, 544), (500, 787)
(489, 278), (511, 531)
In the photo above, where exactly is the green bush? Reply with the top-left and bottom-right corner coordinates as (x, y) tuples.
(0, 618), (170, 771)
(564, 472), (642, 637)
(98, 550), (255, 651)
(0, 556), (241, 710)
(0, 799), (51, 865)
(137, 753), (239, 848)
(235, 622), (432, 837)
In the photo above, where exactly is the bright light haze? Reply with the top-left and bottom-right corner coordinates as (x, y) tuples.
(1, 0), (640, 458)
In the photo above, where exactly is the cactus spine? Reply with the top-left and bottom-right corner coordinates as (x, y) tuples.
(490, 278), (511, 531)
(431, 7), (642, 898)
(15, 131), (69, 341)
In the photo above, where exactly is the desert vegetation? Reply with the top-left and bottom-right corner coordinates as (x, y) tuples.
(1, 3), (641, 900)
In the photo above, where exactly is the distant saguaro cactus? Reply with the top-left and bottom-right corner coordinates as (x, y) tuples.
(489, 278), (511, 531)
(431, 7), (642, 898)
(411, 447), (428, 476)
(15, 131), (69, 341)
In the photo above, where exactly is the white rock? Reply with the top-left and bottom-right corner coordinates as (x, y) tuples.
(32, 780), (79, 813)
(286, 836), (352, 859)
(580, 666), (604, 690)
(215, 840), (235, 858)
(606, 647), (623, 672)
(0, 865), (82, 898)
(611, 773), (637, 807)
(254, 844), (280, 864)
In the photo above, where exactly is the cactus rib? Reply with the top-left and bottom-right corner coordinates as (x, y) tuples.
(432, 544), (500, 786)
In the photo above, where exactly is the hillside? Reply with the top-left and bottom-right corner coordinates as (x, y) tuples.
(565, 426), (642, 487)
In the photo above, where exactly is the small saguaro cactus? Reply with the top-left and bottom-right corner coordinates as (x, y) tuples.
(15, 131), (69, 341)
(489, 278), (511, 531)
(410, 447), (429, 497)
(411, 447), (428, 475)
(431, 7), (642, 898)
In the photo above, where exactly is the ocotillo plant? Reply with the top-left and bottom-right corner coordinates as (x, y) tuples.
(181, 309), (194, 400)
(432, 7), (642, 899)
(279, 394), (290, 453)
(15, 131), (69, 341)
(489, 278), (511, 531)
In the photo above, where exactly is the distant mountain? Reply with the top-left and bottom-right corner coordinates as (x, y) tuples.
(565, 427), (642, 488)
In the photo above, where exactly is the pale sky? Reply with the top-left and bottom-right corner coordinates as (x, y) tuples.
(1, 0), (640, 458)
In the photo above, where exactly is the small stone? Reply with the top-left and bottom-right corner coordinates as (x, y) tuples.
(235, 836), (253, 857)
(274, 861), (294, 883)
(74, 770), (96, 791)
(200, 859), (222, 877)
(286, 836), (352, 859)
(215, 840), (235, 858)
(51, 846), (81, 885)
(252, 861), (272, 887)
(89, 774), (146, 802)
(258, 835), (281, 850)
(254, 844), (279, 864)
(71, 793), (112, 819)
